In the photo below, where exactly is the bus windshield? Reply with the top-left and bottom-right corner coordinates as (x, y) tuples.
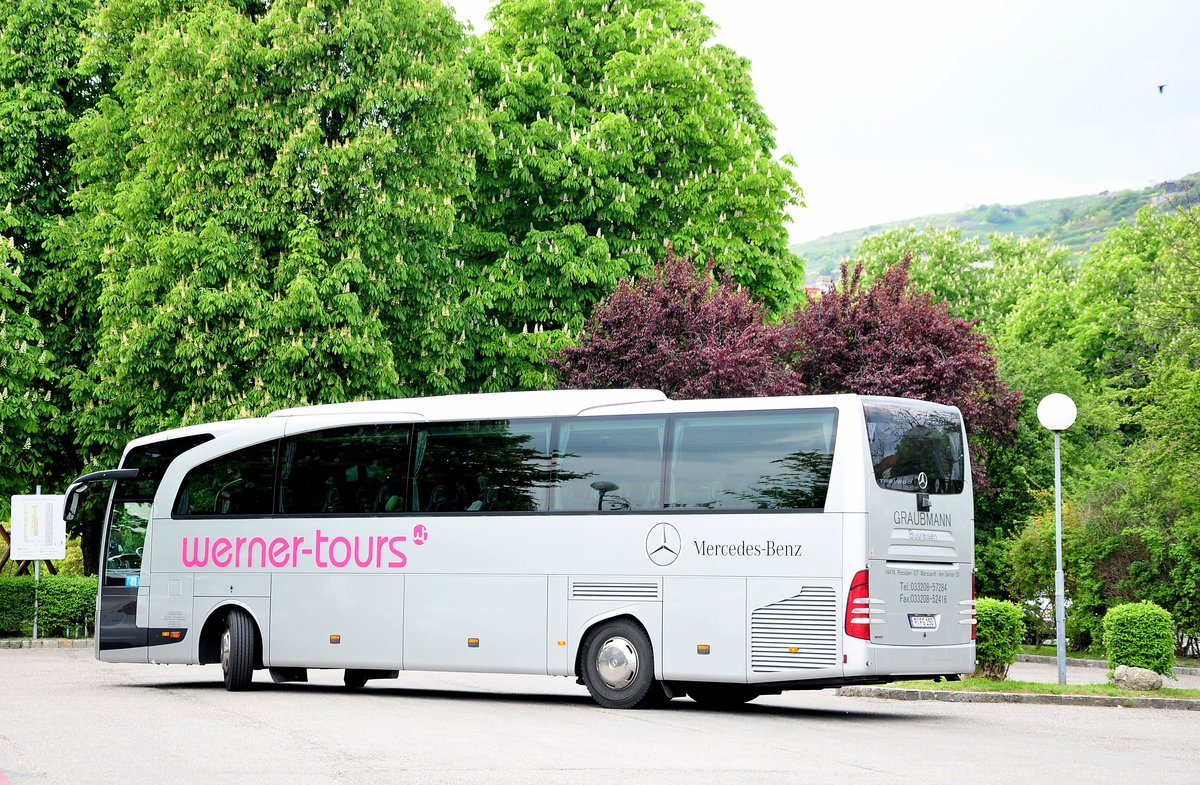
(105, 434), (214, 586)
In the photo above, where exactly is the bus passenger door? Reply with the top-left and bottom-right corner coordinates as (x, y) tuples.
(97, 500), (151, 661)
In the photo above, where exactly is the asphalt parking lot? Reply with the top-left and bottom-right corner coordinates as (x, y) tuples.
(2, 648), (1197, 785)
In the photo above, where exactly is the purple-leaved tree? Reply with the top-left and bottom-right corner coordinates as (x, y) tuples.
(789, 258), (1020, 443)
(552, 249), (799, 399)
(555, 253), (1019, 483)
(788, 258), (1021, 486)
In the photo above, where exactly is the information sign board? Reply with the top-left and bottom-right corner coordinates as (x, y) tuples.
(10, 495), (67, 560)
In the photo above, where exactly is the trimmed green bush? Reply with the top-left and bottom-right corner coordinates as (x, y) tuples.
(975, 597), (1025, 680)
(0, 576), (97, 637)
(1103, 601), (1175, 675)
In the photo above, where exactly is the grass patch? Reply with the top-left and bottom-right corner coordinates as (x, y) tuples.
(892, 677), (1200, 700)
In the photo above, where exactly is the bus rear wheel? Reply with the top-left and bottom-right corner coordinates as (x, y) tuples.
(686, 684), (759, 708)
(221, 609), (255, 691)
(581, 619), (659, 709)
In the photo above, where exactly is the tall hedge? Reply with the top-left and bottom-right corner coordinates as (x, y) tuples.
(0, 575), (96, 637)
(975, 597), (1025, 680)
(0, 577), (36, 636)
(39, 575), (98, 636)
(1103, 601), (1175, 675)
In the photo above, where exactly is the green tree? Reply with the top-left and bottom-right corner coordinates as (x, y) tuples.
(1003, 205), (1200, 650)
(465, 0), (803, 390)
(68, 0), (486, 462)
(852, 227), (1073, 335)
(0, 215), (57, 513)
(1125, 204), (1200, 356)
(0, 0), (103, 484)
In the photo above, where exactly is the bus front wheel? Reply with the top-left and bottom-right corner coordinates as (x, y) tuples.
(581, 619), (658, 709)
(221, 609), (255, 691)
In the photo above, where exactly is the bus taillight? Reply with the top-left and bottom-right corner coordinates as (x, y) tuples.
(845, 569), (871, 640)
(971, 573), (976, 640)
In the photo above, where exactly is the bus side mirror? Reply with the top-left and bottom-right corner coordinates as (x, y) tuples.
(63, 483), (89, 523)
(61, 468), (141, 523)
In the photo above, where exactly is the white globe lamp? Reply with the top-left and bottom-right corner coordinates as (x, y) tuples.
(1037, 392), (1076, 685)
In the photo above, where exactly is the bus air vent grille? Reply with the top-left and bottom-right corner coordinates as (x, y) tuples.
(750, 587), (838, 671)
(570, 581), (661, 601)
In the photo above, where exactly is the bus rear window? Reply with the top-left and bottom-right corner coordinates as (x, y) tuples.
(864, 402), (965, 494)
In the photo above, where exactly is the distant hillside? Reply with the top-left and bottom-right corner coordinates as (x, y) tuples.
(793, 173), (1199, 281)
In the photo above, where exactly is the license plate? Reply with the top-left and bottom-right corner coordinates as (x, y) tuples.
(908, 614), (937, 629)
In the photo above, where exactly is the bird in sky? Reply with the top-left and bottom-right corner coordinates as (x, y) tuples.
(1158, 84), (1167, 93)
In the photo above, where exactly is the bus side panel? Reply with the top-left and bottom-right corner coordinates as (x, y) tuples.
(746, 578), (842, 685)
(270, 574), (405, 670)
(404, 574), (548, 674)
(547, 575), (570, 676)
(662, 577), (746, 682)
(146, 572), (195, 664)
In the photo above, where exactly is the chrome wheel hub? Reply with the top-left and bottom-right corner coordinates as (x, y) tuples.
(221, 628), (231, 674)
(596, 636), (638, 690)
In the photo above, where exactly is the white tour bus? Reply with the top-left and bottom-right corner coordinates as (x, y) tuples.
(65, 389), (975, 708)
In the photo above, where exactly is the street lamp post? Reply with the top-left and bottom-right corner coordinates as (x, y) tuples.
(1037, 393), (1077, 686)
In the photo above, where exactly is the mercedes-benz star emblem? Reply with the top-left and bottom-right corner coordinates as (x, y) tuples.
(917, 472), (929, 491)
(646, 522), (681, 566)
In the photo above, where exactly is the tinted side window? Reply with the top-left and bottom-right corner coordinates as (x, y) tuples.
(279, 425), (411, 515)
(117, 434), (214, 502)
(668, 410), (837, 511)
(552, 416), (666, 511)
(174, 441), (278, 517)
(412, 420), (553, 513)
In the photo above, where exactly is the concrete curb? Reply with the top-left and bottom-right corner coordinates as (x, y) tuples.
(837, 685), (1200, 711)
(1016, 653), (1200, 677)
(0, 638), (92, 649)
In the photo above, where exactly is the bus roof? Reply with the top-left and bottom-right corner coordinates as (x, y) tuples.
(119, 390), (961, 452)
(267, 388), (670, 421)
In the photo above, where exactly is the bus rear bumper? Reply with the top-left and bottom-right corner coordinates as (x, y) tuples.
(863, 642), (975, 678)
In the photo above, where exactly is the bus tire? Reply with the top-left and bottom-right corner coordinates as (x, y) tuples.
(580, 619), (658, 709)
(686, 684), (759, 708)
(221, 609), (255, 691)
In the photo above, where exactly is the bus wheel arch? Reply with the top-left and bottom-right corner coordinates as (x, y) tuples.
(576, 615), (662, 709)
(199, 604), (263, 683)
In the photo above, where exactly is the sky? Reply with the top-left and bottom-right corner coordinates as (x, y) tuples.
(449, 0), (1200, 242)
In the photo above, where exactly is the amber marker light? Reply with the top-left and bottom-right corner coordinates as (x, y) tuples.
(329, 635), (342, 644)
(697, 645), (711, 655)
